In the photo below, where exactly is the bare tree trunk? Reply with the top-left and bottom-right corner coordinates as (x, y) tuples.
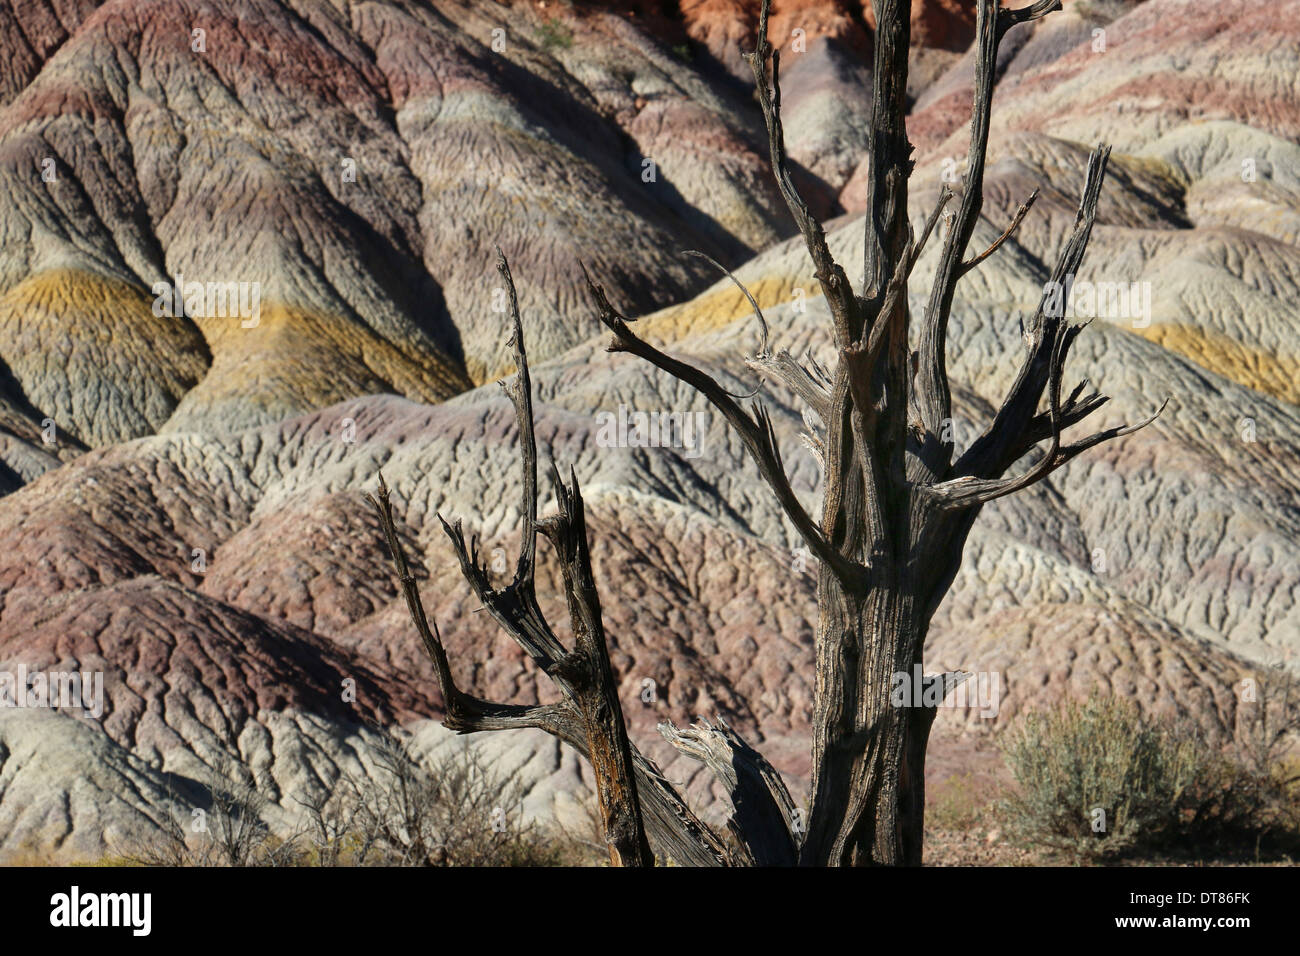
(802, 566), (928, 865)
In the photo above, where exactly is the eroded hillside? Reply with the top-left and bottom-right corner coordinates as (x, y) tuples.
(0, 0), (1297, 860)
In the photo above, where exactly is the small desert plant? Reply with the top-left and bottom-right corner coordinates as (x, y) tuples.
(294, 784), (373, 867)
(997, 695), (1205, 859)
(122, 733), (594, 866)
(1185, 667), (1300, 851)
(344, 728), (588, 866)
(534, 18), (573, 53)
(999, 689), (1300, 861)
(206, 754), (277, 865)
(1233, 665), (1300, 779)
(120, 753), (286, 866)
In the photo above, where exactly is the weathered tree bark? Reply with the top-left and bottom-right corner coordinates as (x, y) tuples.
(372, 0), (1161, 867)
(372, 254), (671, 867)
(658, 717), (801, 866)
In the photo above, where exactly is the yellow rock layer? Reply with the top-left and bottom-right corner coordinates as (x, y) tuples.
(183, 299), (471, 411)
(0, 268), (209, 385)
(5, 268), (153, 315)
(1132, 323), (1300, 405)
(1, 269), (470, 422)
(636, 274), (824, 341)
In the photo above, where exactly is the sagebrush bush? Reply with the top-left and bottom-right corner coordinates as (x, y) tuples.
(534, 18), (573, 52)
(998, 696), (1202, 858)
(999, 691), (1300, 861)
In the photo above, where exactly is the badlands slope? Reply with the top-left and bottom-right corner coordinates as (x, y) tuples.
(0, 0), (1298, 860)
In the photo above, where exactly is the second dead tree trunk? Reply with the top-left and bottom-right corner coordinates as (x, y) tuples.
(372, 0), (1162, 866)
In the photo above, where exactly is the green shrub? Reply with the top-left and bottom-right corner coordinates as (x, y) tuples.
(535, 19), (573, 53)
(999, 696), (1203, 859)
(999, 692), (1300, 861)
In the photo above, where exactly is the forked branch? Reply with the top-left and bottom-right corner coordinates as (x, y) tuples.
(369, 253), (749, 867)
(961, 189), (1039, 275)
(744, 0), (856, 347)
(929, 145), (1166, 506)
(369, 477), (576, 737)
(915, 0), (1061, 459)
(584, 265), (862, 583)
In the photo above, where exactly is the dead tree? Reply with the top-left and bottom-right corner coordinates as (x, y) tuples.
(371, 0), (1161, 866)
(370, 255), (731, 867)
